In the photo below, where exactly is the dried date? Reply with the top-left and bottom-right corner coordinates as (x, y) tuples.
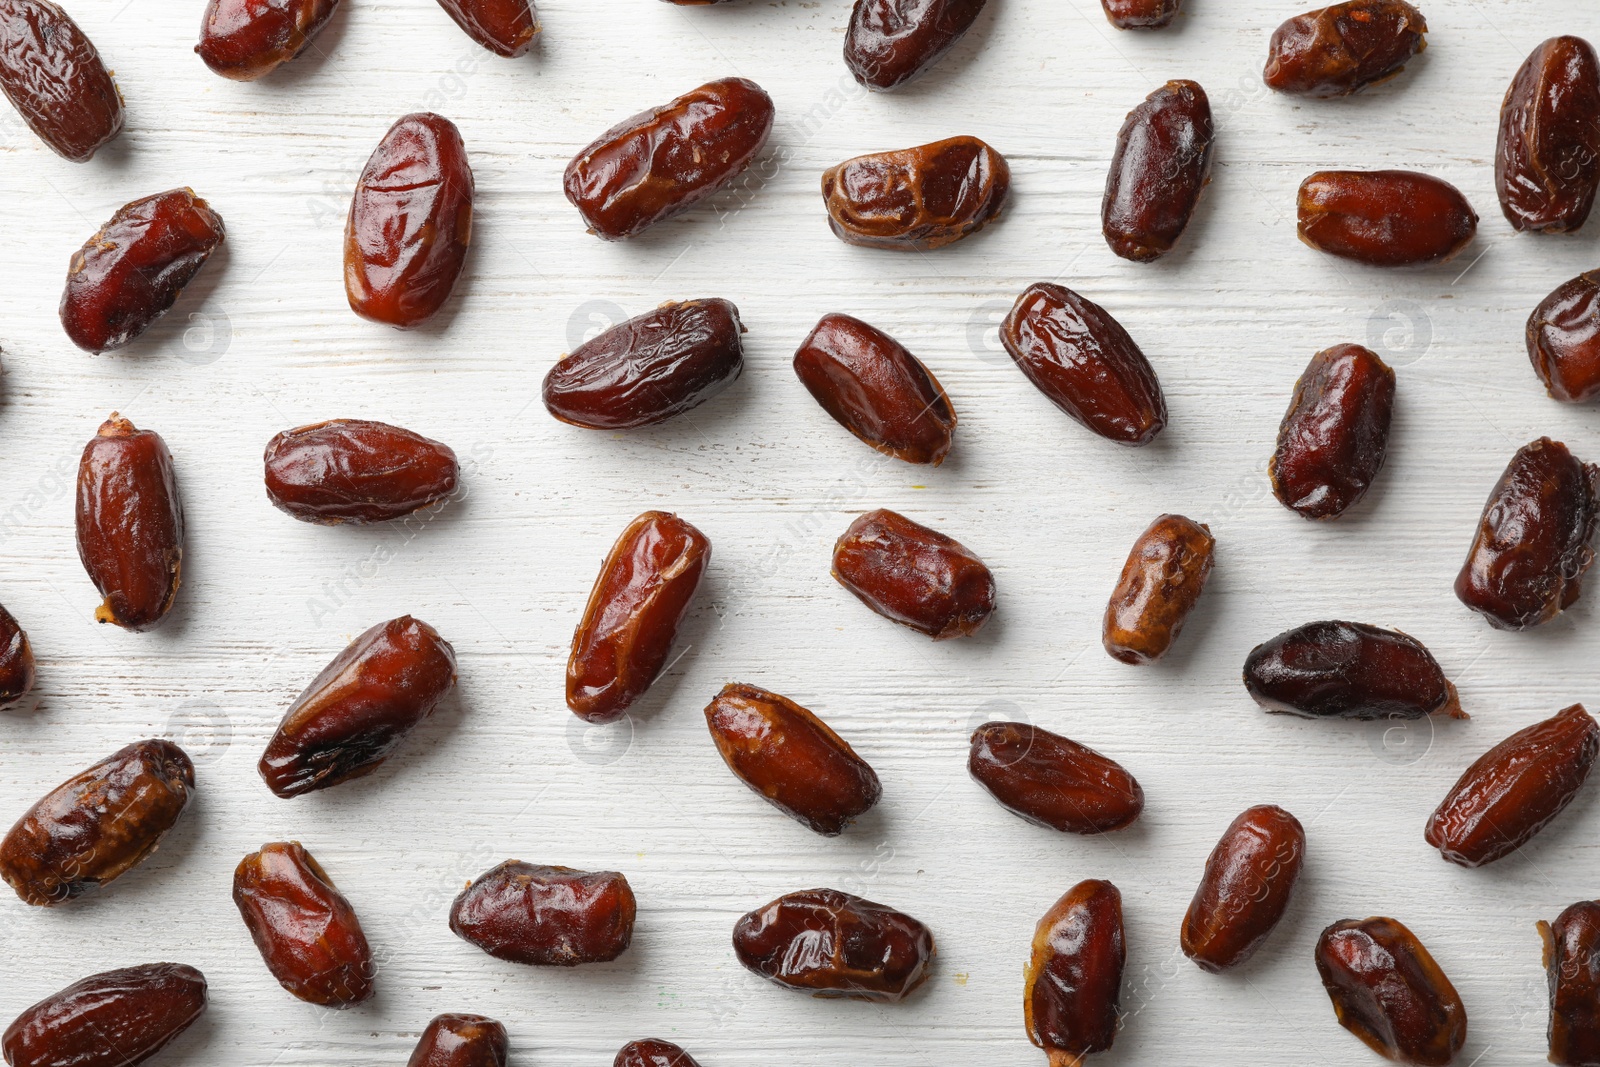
(1101, 0), (1180, 28)
(234, 841), (374, 1006)
(821, 136), (1009, 250)
(449, 860), (636, 966)
(264, 419), (459, 524)
(831, 508), (996, 639)
(1264, 0), (1428, 97)
(1528, 270), (1600, 402)
(2, 964), (206, 1067)
(1298, 170), (1477, 266)
(434, 0), (538, 57)
(76, 415), (185, 631)
(408, 1015), (508, 1067)
(1025, 880), (1125, 1065)
(1541, 900), (1600, 1067)
(1496, 36), (1600, 234)
(1102, 514), (1214, 664)
(615, 1039), (702, 1067)
(1270, 343), (1396, 519)
(1316, 917), (1466, 1066)
(968, 721), (1144, 833)
(0, 602), (36, 708)
(843, 0), (987, 91)
(1243, 620), (1464, 721)
(196, 0), (341, 79)
(0, 0), (123, 161)
(1102, 80), (1214, 262)
(732, 888), (934, 1001)
(1181, 805), (1305, 972)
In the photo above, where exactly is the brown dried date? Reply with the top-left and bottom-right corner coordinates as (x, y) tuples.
(732, 888), (934, 1001)
(196, 0), (341, 79)
(258, 615), (457, 798)
(76, 415), (184, 631)
(1541, 900), (1600, 1067)
(1316, 917), (1466, 1066)
(1496, 36), (1600, 234)
(449, 860), (636, 966)
(843, 0), (986, 91)
(233, 841), (374, 1006)
(1528, 270), (1600, 403)
(821, 136), (1009, 251)
(434, 0), (538, 57)
(1102, 514), (1214, 665)
(615, 1039), (702, 1067)
(0, 739), (194, 906)
(1270, 343), (1396, 519)
(1298, 170), (1477, 266)
(1025, 879), (1124, 1065)
(264, 419), (459, 524)
(0, 602), (36, 708)
(1181, 805), (1305, 973)
(543, 299), (745, 429)
(2, 963), (206, 1067)
(968, 721), (1144, 834)
(1102, 80), (1214, 262)
(408, 1015), (508, 1067)
(1243, 621), (1463, 721)
(704, 683), (881, 836)
(0, 0), (123, 161)
(1101, 0), (1180, 28)
(831, 508), (995, 639)
(1264, 0), (1427, 97)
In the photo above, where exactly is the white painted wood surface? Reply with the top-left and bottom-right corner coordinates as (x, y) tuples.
(1, 0), (1598, 1062)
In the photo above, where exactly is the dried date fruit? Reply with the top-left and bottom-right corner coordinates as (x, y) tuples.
(1243, 621), (1463, 721)
(704, 683), (881, 836)
(195, 0), (341, 79)
(1541, 900), (1600, 1067)
(843, 0), (986, 91)
(434, 0), (538, 57)
(732, 888), (934, 1001)
(408, 1014), (508, 1067)
(0, 739), (194, 906)
(831, 508), (995, 639)
(1496, 36), (1600, 234)
(258, 615), (457, 798)
(1528, 270), (1600, 403)
(1298, 170), (1476, 266)
(264, 419), (459, 524)
(1103, 80), (1214, 262)
(1264, 0), (1427, 97)
(61, 189), (226, 353)
(1101, 0), (1180, 28)
(76, 415), (185, 631)
(1455, 437), (1599, 630)
(234, 841), (374, 1006)
(568, 511), (710, 724)
(0, 0), (122, 161)
(449, 860), (636, 966)
(1102, 514), (1214, 665)
(1270, 343), (1396, 519)
(968, 721), (1144, 833)
(821, 136), (1009, 251)
(1025, 879), (1124, 1065)
(792, 313), (956, 465)
(564, 78), (774, 240)
(1316, 917), (1466, 1066)
(1425, 704), (1598, 868)
(615, 1039), (702, 1067)
(0, 602), (36, 708)
(1181, 805), (1305, 973)
(2, 963), (206, 1067)
(543, 299), (744, 429)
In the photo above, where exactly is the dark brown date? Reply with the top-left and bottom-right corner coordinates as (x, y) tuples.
(76, 415), (185, 631)
(0, 0), (123, 161)
(0, 739), (194, 907)
(1529, 270), (1600, 403)
(1316, 917), (1466, 1066)
(968, 721), (1144, 834)
(1425, 703), (1598, 868)
(1001, 282), (1167, 445)
(408, 1015), (508, 1067)
(821, 136), (1009, 251)
(543, 299), (745, 429)
(615, 1039), (702, 1067)
(434, 0), (538, 57)
(258, 615), (457, 798)
(1270, 343), (1396, 519)
(233, 841), (374, 1006)
(831, 508), (996, 639)
(1297, 170), (1477, 266)
(1102, 80), (1214, 262)
(1455, 437), (1599, 630)
(843, 0), (986, 91)
(732, 888), (934, 1001)
(196, 0), (341, 80)
(1101, 0), (1180, 28)
(567, 511), (710, 724)
(60, 189), (226, 353)
(1496, 36), (1600, 234)
(564, 78), (774, 240)
(793, 313), (956, 465)
(2, 964), (206, 1067)
(0, 601), (36, 708)
(1181, 805), (1305, 973)
(704, 683), (881, 836)
(1243, 620), (1463, 721)
(345, 113), (473, 329)
(1102, 514), (1214, 665)
(264, 419), (459, 525)
(1025, 880), (1124, 1065)
(449, 860), (636, 966)
(1264, 0), (1427, 97)
(1541, 900), (1600, 1067)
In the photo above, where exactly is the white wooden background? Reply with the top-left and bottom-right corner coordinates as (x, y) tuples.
(0, 0), (1597, 1063)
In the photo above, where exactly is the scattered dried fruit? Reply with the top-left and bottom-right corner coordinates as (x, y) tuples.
(264, 419), (459, 524)
(832, 508), (995, 639)
(234, 841), (375, 1006)
(196, 0), (341, 79)
(732, 888), (934, 1001)
(1025, 880), (1125, 1065)
(821, 136), (1009, 250)
(1102, 514), (1214, 664)
(968, 721), (1144, 833)
(0, 0), (123, 161)
(0, 602), (36, 708)
(76, 415), (185, 631)
(1264, 0), (1428, 97)
(1541, 899), (1600, 1067)
(843, 0), (987, 90)
(615, 1039), (703, 1067)
(1496, 36), (1600, 234)
(434, 0), (538, 57)
(1243, 620), (1464, 721)
(1101, 0), (1181, 29)
(1316, 917), (1466, 1066)
(1270, 344), (1396, 519)
(1528, 270), (1600, 403)
(1102, 80), (1214, 262)
(1181, 805), (1305, 972)
(449, 860), (636, 965)
(1297, 170), (1477, 266)
(407, 1014), (509, 1067)
(2, 964), (206, 1067)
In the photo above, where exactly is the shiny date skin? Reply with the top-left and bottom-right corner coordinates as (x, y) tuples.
(968, 721), (1144, 834)
(2, 964), (206, 1067)
(1497, 36), (1600, 234)
(615, 1039), (703, 1067)
(1455, 438), (1600, 630)
(195, 0), (341, 80)
(543, 299), (745, 429)
(732, 888), (934, 1002)
(1026, 880), (1124, 1066)
(234, 842), (374, 1006)
(821, 136), (1009, 251)
(1425, 704), (1599, 868)
(449, 860), (636, 966)
(565, 78), (774, 240)
(0, 602), (36, 708)
(1181, 805), (1305, 973)
(704, 683), (881, 836)
(1102, 514), (1214, 665)
(1001, 282), (1167, 445)
(434, 0), (538, 57)
(1298, 170), (1477, 267)
(1102, 80), (1214, 262)
(1529, 270), (1600, 402)
(1270, 344), (1396, 519)
(264, 419), (459, 525)
(1542, 900), (1600, 1067)
(408, 1015), (508, 1067)
(1316, 917), (1466, 1067)
(0, 0), (123, 161)
(345, 113), (473, 329)
(258, 615), (457, 798)
(567, 511), (710, 724)
(61, 189), (226, 353)
(793, 313), (956, 465)
(1264, 0), (1427, 98)
(832, 509), (996, 639)
(1243, 621), (1464, 721)
(76, 415), (185, 631)
(1101, 0), (1180, 28)
(843, 0), (986, 91)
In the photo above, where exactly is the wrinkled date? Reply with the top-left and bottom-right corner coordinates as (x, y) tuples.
(1455, 437), (1599, 630)
(76, 415), (185, 631)
(1496, 36), (1600, 234)
(2, 964), (206, 1067)
(1102, 80), (1214, 262)
(793, 313), (956, 465)
(843, 0), (986, 91)
(615, 1039), (702, 1067)
(195, 0), (341, 79)
(0, 0), (123, 161)
(732, 888), (934, 1001)
(258, 615), (457, 798)
(345, 112), (473, 329)
(1181, 805), (1305, 973)
(567, 511), (710, 724)
(0, 739), (194, 906)
(234, 842), (374, 1006)
(1529, 270), (1600, 403)
(1025, 880), (1125, 1065)
(1270, 344), (1396, 519)
(1243, 620), (1463, 721)
(1102, 514), (1214, 665)
(449, 860), (636, 966)
(564, 77), (774, 240)
(1297, 170), (1477, 266)
(1316, 917), (1466, 1066)
(968, 721), (1144, 834)
(1001, 282), (1167, 445)
(704, 683), (881, 836)
(1101, 0), (1180, 28)
(408, 1014), (508, 1067)
(1542, 900), (1600, 1067)
(1264, 0), (1427, 97)
(434, 0), (538, 57)
(264, 419), (459, 524)
(832, 508), (996, 639)
(543, 299), (745, 429)
(1425, 703), (1598, 868)
(0, 602), (36, 708)
(821, 136), (1009, 251)
(60, 189), (226, 353)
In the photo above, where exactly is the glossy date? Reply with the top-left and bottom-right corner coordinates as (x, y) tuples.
(1529, 270), (1600, 403)
(234, 841), (374, 1006)
(1026, 880), (1125, 1065)
(1264, 0), (1427, 97)
(1102, 514), (1214, 665)
(1496, 36), (1600, 234)
(76, 415), (185, 631)
(1316, 917), (1466, 1066)
(832, 508), (996, 639)
(1297, 170), (1477, 266)
(1102, 79), (1214, 262)
(821, 136), (1009, 251)
(1101, 0), (1180, 28)
(407, 1014), (508, 1067)
(449, 860), (636, 966)
(732, 888), (934, 1001)
(1270, 343), (1396, 519)
(1243, 620), (1463, 721)
(264, 419), (459, 524)
(1181, 805), (1305, 972)
(2, 964), (206, 1067)
(843, 0), (987, 91)
(196, 0), (341, 79)
(434, 0), (538, 57)
(615, 1039), (702, 1067)
(968, 721), (1144, 834)
(0, 601), (36, 708)
(1542, 900), (1600, 1067)
(0, 0), (123, 161)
